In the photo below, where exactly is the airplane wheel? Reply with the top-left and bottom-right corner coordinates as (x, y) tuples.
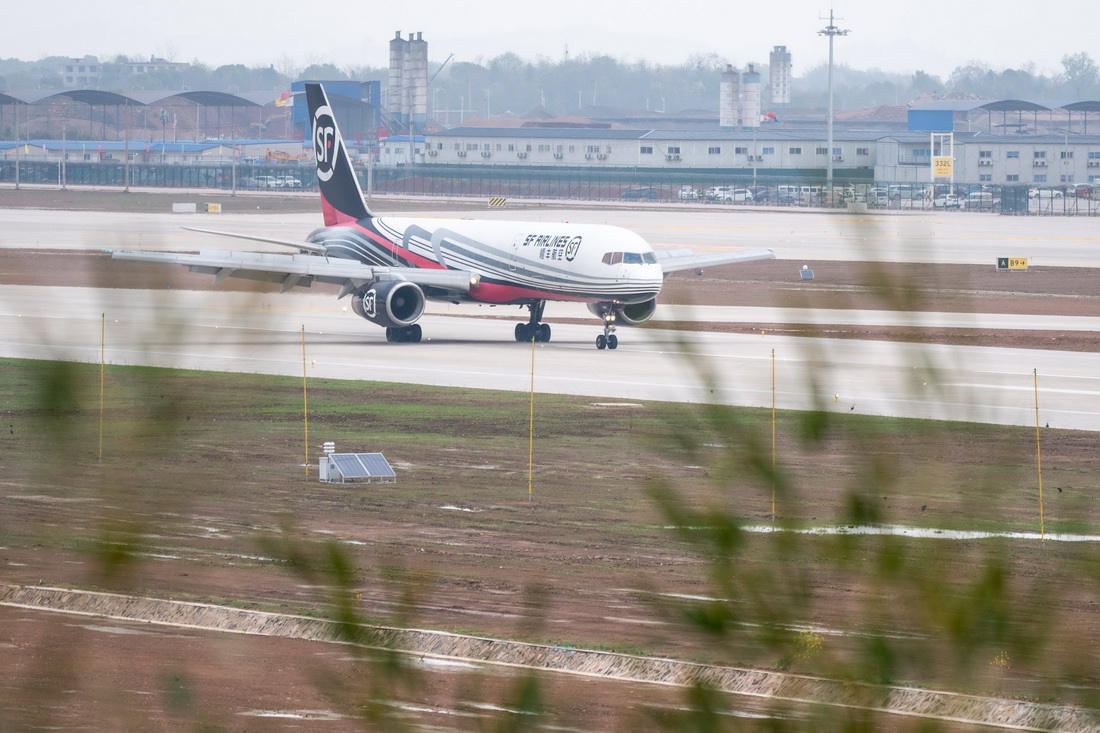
(607, 334), (618, 350)
(386, 327), (397, 342)
(408, 324), (422, 343)
(539, 323), (551, 342)
(596, 334), (607, 350)
(515, 323), (528, 342)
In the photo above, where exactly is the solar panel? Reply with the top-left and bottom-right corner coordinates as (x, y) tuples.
(332, 454), (370, 479)
(357, 453), (396, 479)
(328, 453), (396, 482)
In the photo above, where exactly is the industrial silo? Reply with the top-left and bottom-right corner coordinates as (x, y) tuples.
(742, 64), (762, 129)
(769, 45), (792, 107)
(719, 64), (740, 130)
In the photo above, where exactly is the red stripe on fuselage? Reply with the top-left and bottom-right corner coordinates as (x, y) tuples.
(470, 281), (574, 304)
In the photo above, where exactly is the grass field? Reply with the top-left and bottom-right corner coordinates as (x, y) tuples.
(3, 354), (1100, 727)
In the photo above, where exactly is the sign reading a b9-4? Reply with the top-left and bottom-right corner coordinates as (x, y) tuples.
(997, 257), (1028, 270)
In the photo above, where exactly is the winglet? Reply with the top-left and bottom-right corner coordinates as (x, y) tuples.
(305, 83), (372, 226)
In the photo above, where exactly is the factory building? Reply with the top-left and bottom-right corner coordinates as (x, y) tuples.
(396, 124), (1100, 188)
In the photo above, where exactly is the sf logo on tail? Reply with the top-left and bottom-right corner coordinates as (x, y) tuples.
(313, 105), (337, 182)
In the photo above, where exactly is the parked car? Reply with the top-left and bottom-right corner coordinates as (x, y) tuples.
(276, 176), (302, 188)
(1028, 187), (1064, 199)
(705, 186), (733, 200)
(241, 175), (280, 189)
(868, 189), (891, 207)
(720, 188), (754, 203)
(963, 191), (998, 211)
(621, 187), (658, 200)
(889, 184), (927, 201)
(933, 193), (961, 209)
(678, 186), (699, 200)
(746, 186), (771, 202)
(1073, 184), (1096, 199)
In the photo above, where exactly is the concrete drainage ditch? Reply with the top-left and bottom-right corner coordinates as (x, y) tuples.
(0, 583), (1093, 731)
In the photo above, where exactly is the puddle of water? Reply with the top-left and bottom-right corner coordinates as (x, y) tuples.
(603, 616), (669, 626)
(239, 710), (343, 720)
(414, 657), (482, 671)
(73, 624), (162, 637)
(741, 524), (1100, 542)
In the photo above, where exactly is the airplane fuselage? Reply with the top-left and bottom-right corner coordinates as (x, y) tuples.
(307, 216), (665, 306)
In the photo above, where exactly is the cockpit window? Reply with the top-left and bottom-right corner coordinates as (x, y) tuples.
(602, 251), (654, 266)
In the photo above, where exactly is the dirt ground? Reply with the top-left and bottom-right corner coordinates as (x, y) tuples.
(2, 188), (1099, 730)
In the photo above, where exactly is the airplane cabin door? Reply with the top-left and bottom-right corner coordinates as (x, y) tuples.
(510, 234), (524, 272)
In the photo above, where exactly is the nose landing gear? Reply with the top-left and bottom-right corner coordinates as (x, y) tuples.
(596, 316), (618, 350)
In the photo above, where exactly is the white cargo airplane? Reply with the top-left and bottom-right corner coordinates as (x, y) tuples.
(112, 83), (774, 349)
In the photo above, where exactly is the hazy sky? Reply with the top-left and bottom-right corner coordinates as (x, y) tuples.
(9, 0), (1099, 80)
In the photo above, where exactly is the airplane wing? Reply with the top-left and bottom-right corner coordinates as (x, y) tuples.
(656, 247), (776, 274)
(179, 226), (328, 254)
(110, 248), (477, 295)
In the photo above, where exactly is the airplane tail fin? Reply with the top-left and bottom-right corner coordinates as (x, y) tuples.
(305, 83), (372, 226)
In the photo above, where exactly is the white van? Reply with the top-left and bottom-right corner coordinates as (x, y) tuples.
(777, 184), (822, 203)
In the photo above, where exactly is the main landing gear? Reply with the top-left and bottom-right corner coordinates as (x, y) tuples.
(514, 300), (551, 343)
(385, 324), (422, 342)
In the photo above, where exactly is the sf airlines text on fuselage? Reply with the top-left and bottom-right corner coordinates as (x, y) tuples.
(521, 233), (582, 262)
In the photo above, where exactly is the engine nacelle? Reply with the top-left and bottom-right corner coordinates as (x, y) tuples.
(351, 280), (426, 328)
(586, 298), (657, 326)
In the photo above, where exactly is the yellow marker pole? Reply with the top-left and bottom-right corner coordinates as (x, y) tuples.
(99, 313), (105, 462)
(1034, 369), (1044, 541)
(528, 332), (536, 501)
(771, 348), (776, 521)
(302, 326), (309, 479)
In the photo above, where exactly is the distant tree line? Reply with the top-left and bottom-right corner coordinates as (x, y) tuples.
(2, 51), (1098, 122)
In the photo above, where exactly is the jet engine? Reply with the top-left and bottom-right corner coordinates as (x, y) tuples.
(351, 281), (426, 328)
(587, 297), (657, 326)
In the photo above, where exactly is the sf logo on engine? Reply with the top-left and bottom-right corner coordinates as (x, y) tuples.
(313, 105), (337, 182)
(362, 288), (379, 318)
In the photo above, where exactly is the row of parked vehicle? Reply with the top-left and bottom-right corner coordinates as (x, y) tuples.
(620, 182), (1098, 207)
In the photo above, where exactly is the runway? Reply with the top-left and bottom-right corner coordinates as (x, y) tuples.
(4, 203), (1100, 267)
(4, 284), (1097, 431)
(1, 204), (1098, 430)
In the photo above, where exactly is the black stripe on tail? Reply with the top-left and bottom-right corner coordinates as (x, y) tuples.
(305, 83), (371, 225)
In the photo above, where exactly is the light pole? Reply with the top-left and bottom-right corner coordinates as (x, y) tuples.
(60, 104), (69, 191)
(819, 8), (848, 202)
(160, 108), (168, 163)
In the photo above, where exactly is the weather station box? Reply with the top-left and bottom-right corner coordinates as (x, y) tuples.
(171, 203), (197, 214)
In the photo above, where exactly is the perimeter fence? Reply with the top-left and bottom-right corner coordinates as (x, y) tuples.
(2, 160), (1097, 215)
